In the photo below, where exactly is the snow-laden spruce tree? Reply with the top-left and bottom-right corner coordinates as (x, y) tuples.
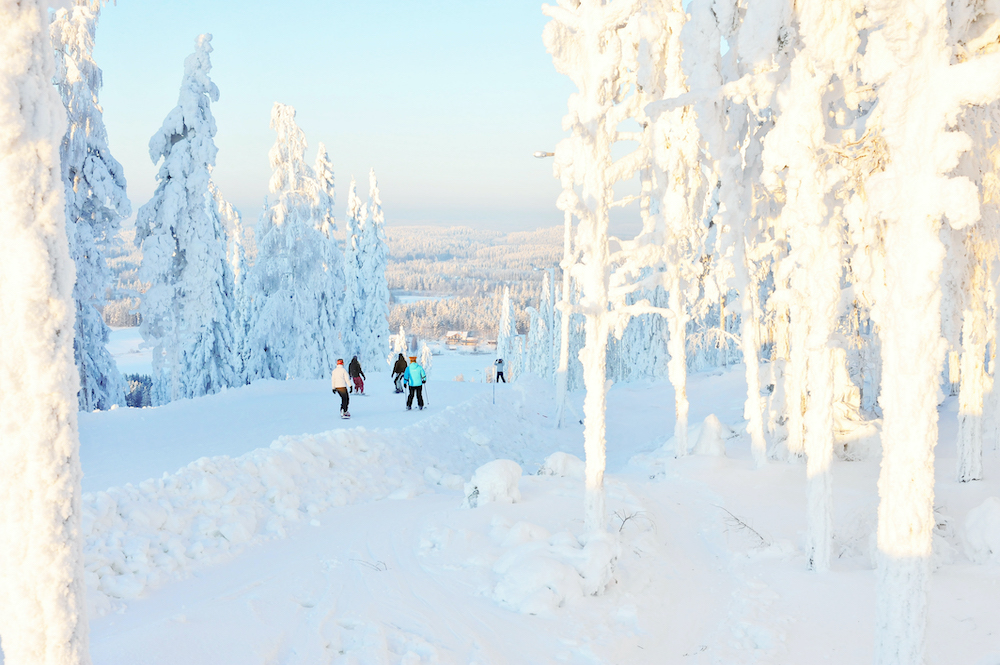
(210, 179), (246, 380)
(419, 340), (433, 378)
(340, 177), (366, 360)
(358, 169), (392, 372)
(862, 0), (1000, 660)
(0, 1), (91, 661)
(52, 0), (130, 412)
(389, 324), (408, 363)
(243, 103), (344, 380)
(495, 286), (520, 381)
(136, 34), (238, 404)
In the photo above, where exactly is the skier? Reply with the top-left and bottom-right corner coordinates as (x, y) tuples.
(348, 355), (366, 394)
(331, 358), (351, 418)
(404, 355), (427, 410)
(494, 357), (506, 383)
(392, 352), (407, 393)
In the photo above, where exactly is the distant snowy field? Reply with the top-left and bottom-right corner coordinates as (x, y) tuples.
(70, 343), (1000, 663)
(106, 327), (152, 375)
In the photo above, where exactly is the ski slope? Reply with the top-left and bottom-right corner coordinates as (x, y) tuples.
(72, 343), (1000, 663)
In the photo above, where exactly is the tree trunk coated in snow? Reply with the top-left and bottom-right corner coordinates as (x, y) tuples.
(0, 1), (91, 662)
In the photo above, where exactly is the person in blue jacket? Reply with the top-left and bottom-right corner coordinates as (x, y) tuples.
(403, 355), (427, 410)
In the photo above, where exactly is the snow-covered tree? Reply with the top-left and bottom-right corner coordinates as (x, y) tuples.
(862, 0), (1000, 660)
(51, 0), (130, 412)
(340, 177), (366, 360)
(389, 324), (408, 364)
(358, 169), (392, 371)
(210, 179), (246, 379)
(243, 103), (344, 380)
(418, 340), (433, 377)
(0, 1), (91, 661)
(544, 0), (648, 536)
(136, 34), (238, 404)
(496, 286), (520, 381)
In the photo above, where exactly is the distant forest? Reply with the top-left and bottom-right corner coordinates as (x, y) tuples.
(102, 224), (562, 340)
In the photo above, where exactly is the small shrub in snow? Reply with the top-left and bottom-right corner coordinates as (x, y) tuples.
(691, 414), (729, 456)
(964, 497), (1000, 564)
(462, 460), (522, 508)
(537, 451), (585, 480)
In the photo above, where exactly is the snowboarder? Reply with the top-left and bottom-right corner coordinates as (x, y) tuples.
(494, 357), (506, 383)
(331, 358), (351, 418)
(404, 355), (427, 410)
(348, 355), (366, 394)
(392, 352), (407, 393)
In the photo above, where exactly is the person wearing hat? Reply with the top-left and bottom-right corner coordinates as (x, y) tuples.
(391, 352), (407, 393)
(403, 355), (427, 410)
(331, 358), (351, 418)
(348, 355), (366, 394)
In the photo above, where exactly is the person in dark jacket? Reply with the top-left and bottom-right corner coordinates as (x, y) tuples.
(392, 353), (407, 393)
(348, 355), (365, 394)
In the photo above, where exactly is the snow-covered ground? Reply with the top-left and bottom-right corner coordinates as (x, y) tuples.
(73, 342), (1000, 663)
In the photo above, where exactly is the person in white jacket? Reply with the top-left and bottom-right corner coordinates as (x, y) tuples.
(331, 358), (351, 418)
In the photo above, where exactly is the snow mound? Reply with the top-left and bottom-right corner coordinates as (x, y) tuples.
(691, 414), (728, 456)
(463, 460), (522, 508)
(964, 497), (1000, 564)
(537, 451), (585, 480)
(491, 527), (620, 615)
(82, 388), (554, 613)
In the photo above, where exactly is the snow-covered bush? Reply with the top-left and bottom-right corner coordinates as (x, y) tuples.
(537, 452), (585, 480)
(964, 497), (1000, 564)
(691, 414), (728, 457)
(462, 460), (522, 508)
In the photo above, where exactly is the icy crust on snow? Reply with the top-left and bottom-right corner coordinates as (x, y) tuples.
(81, 385), (556, 613)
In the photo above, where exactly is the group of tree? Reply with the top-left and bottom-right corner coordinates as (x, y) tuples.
(49, 14), (393, 408)
(503, 0), (1000, 662)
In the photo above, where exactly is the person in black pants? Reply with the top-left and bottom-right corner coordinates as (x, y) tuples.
(391, 353), (407, 393)
(494, 358), (506, 383)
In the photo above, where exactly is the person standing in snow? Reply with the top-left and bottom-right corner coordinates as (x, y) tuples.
(331, 358), (351, 418)
(392, 352), (407, 393)
(348, 355), (365, 394)
(404, 355), (426, 410)
(494, 357), (506, 383)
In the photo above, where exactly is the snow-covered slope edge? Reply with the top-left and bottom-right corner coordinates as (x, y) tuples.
(82, 379), (565, 614)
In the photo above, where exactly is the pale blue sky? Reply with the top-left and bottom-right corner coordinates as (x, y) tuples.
(93, 0), (576, 233)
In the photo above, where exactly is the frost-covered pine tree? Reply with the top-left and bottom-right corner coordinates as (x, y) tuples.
(760, 0), (863, 573)
(0, 1), (91, 661)
(340, 177), (366, 360)
(544, 0), (646, 535)
(358, 168), (392, 371)
(136, 34), (237, 404)
(243, 103), (344, 380)
(863, 0), (1000, 660)
(51, 0), (130, 412)
(389, 324), (408, 364)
